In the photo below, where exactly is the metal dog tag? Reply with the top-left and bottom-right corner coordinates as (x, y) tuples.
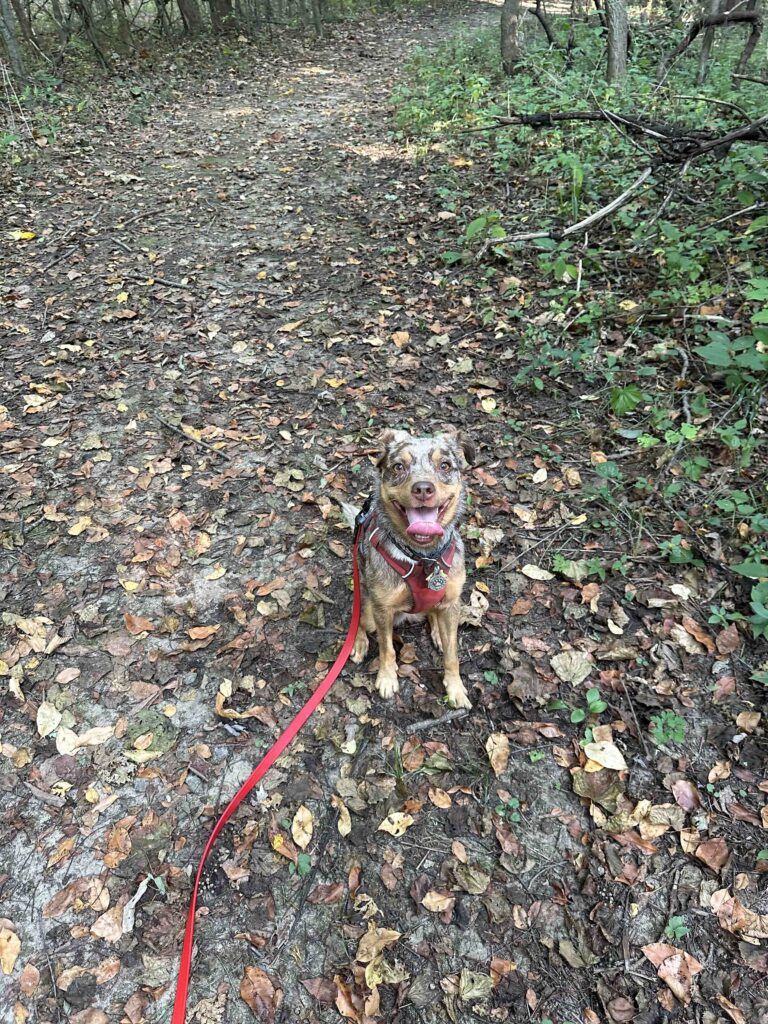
(427, 566), (448, 591)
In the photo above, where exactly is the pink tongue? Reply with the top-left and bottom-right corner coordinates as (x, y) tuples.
(405, 507), (444, 538)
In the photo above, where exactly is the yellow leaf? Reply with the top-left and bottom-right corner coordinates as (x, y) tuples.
(116, 291), (129, 303)
(583, 740), (628, 771)
(332, 795), (352, 837)
(292, 805), (313, 850)
(68, 515), (92, 536)
(10, 230), (36, 241)
(481, 397), (497, 414)
(0, 927), (21, 975)
(205, 565), (226, 580)
(119, 579), (141, 592)
(422, 891), (455, 913)
(377, 812), (414, 836)
(324, 377), (347, 388)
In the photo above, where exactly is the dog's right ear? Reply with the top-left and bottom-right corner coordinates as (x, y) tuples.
(375, 428), (408, 469)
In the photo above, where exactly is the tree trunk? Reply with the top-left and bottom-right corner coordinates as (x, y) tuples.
(696, 0), (721, 84)
(500, 0), (522, 75)
(734, 0), (762, 76)
(605, 0), (628, 82)
(0, 0), (25, 78)
(209, 0), (234, 32)
(177, 0), (204, 33)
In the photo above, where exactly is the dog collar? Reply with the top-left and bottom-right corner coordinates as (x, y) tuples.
(363, 511), (457, 614)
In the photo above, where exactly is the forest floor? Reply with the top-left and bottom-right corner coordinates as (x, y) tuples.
(1, 3), (766, 1024)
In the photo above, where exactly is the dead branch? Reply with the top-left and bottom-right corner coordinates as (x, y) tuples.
(733, 72), (768, 86)
(526, 1), (558, 48)
(486, 110), (768, 243)
(658, 10), (762, 79)
(508, 165), (654, 241)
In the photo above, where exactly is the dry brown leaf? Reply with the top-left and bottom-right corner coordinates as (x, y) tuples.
(671, 779), (701, 811)
(187, 624), (220, 640)
(308, 883), (344, 905)
(428, 787), (452, 808)
(240, 966), (282, 1021)
(486, 732), (510, 777)
(422, 891), (456, 914)
(356, 923), (401, 964)
(124, 613), (154, 635)
(642, 943), (702, 1005)
(711, 889), (768, 942)
(695, 836), (730, 872)
(681, 615), (715, 653)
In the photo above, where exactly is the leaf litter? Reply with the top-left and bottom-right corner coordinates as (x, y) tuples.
(0, 5), (766, 1024)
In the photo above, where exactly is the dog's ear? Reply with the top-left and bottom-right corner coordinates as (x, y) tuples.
(439, 426), (475, 467)
(375, 428), (409, 468)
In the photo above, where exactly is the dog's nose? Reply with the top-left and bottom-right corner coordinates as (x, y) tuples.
(411, 480), (435, 502)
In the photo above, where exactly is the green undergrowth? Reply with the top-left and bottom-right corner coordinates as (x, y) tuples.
(392, 21), (767, 646)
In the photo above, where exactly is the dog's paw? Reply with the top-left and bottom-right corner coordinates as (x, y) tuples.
(376, 666), (400, 699)
(444, 679), (472, 709)
(350, 630), (369, 664)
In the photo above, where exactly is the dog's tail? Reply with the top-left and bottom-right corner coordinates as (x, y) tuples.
(338, 501), (360, 532)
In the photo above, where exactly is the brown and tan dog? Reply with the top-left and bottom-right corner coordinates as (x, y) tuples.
(349, 427), (475, 708)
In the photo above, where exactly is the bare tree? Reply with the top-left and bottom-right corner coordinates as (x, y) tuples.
(697, 0), (721, 85)
(605, 0), (628, 81)
(501, 0), (523, 75)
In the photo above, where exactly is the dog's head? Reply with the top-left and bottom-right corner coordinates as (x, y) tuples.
(374, 427), (474, 549)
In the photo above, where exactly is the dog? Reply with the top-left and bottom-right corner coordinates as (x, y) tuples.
(347, 427), (475, 709)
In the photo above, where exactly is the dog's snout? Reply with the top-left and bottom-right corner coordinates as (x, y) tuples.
(411, 480), (435, 502)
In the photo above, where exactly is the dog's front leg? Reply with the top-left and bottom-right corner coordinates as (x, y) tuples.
(435, 601), (471, 709)
(372, 602), (399, 699)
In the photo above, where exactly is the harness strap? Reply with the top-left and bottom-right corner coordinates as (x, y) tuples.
(366, 513), (456, 614)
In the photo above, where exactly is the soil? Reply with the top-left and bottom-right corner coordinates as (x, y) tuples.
(1, 3), (766, 1023)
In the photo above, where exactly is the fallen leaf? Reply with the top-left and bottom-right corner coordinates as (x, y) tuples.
(583, 740), (627, 771)
(356, 923), (401, 964)
(187, 624), (220, 640)
(422, 891), (455, 913)
(642, 943), (702, 1005)
(0, 927), (21, 974)
(124, 613), (154, 635)
(377, 812), (414, 836)
(695, 836), (730, 872)
(36, 701), (62, 738)
(671, 779), (701, 810)
(486, 732), (510, 777)
(711, 888), (768, 941)
(520, 564), (554, 581)
(308, 882), (344, 905)
(291, 805), (313, 850)
(551, 650), (593, 685)
(240, 966), (282, 1021)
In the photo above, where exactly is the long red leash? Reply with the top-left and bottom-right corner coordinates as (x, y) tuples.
(171, 528), (364, 1023)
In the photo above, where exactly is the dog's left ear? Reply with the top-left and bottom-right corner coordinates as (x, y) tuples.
(439, 426), (475, 467)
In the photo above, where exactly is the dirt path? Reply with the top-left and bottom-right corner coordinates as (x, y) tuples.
(2, 3), (765, 1024)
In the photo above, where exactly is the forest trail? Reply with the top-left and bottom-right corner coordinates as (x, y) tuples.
(2, 3), (763, 1024)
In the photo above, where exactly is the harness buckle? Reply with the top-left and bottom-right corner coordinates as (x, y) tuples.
(354, 495), (374, 542)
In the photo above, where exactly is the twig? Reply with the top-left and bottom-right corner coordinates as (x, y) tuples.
(124, 273), (195, 291)
(41, 244), (80, 273)
(509, 165), (654, 241)
(709, 202), (767, 226)
(406, 708), (469, 734)
(677, 94), (748, 118)
(621, 678), (650, 758)
(152, 413), (233, 462)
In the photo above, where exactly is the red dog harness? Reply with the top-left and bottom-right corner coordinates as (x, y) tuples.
(364, 512), (457, 613)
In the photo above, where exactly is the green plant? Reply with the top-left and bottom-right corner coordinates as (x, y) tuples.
(571, 687), (607, 724)
(288, 852), (312, 877)
(650, 710), (687, 746)
(664, 915), (689, 940)
(495, 795), (521, 823)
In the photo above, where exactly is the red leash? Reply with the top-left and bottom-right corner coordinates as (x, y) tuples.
(171, 525), (364, 1023)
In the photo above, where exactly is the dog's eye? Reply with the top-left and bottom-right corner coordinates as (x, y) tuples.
(440, 460), (453, 472)
(392, 461), (404, 473)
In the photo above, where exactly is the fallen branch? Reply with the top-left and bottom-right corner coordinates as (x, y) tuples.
(485, 110), (768, 242)
(153, 413), (233, 462)
(733, 72), (768, 86)
(508, 165), (654, 241)
(406, 708), (469, 735)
